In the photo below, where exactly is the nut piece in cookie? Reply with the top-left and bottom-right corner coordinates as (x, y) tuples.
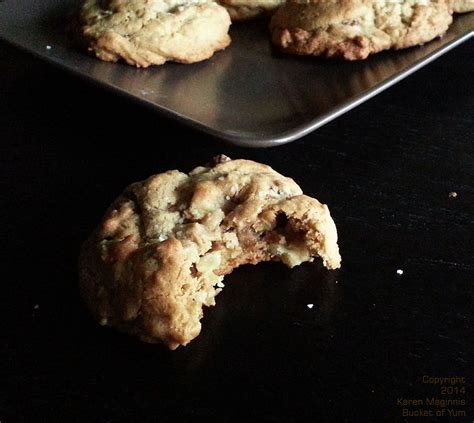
(79, 158), (341, 349)
(75, 0), (232, 67)
(218, 0), (285, 21)
(270, 0), (453, 60)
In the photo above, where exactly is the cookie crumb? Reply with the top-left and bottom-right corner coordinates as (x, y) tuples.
(306, 303), (314, 309)
(448, 191), (458, 198)
(396, 269), (404, 275)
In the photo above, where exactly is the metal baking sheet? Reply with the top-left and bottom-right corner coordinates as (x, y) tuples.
(1, 1), (473, 147)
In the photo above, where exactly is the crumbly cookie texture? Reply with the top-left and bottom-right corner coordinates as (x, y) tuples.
(76, 0), (231, 67)
(218, 0), (285, 20)
(79, 157), (341, 349)
(270, 0), (453, 60)
(453, 0), (474, 13)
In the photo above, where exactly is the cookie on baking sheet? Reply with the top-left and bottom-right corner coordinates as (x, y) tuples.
(75, 0), (231, 67)
(218, 0), (285, 21)
(453, 0), (474, 13)
(79, 156), (341, 349)
(270, 0), (453, 60)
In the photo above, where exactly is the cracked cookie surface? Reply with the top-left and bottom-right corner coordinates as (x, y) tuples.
(270, 0), (453, 60)
(75, 0), (231, 67)
(79, 157), (341, 349)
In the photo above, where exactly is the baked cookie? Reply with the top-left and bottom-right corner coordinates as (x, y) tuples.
(75, 0), (231, 67)
(218, 0), (285, 20)
(453, 0), (474, 12)
(270, 0), (453, 60)
(79, 156), (341, 349)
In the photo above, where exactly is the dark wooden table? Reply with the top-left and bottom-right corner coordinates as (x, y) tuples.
(1, 38), (473, 422)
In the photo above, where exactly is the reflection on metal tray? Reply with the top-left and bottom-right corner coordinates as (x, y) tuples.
(0, 0), (473, 147)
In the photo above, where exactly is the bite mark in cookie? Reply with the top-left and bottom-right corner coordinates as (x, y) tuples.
(79, 158), (341, 349)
